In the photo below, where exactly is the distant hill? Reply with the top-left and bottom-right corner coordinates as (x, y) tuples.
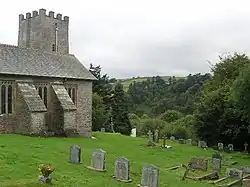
(118, 76), (185, 91)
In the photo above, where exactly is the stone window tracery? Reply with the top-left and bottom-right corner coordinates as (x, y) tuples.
(35, 84), (48, 107)
(0, 81), (14, 114)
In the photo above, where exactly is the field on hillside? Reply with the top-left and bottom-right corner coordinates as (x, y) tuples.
(0, 132), (249, 187)
(119, 76), (184, 91)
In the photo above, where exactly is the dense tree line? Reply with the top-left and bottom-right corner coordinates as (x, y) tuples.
(90, 53), (250, 151)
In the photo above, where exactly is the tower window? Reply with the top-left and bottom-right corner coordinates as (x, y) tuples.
(52, 44), (56, 52)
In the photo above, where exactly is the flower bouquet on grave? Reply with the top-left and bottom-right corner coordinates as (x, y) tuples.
(38, 164), (55, 183)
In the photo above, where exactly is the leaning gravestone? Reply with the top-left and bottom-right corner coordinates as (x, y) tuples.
(138, 164), (159, 187)
(178, 139), (185, 144)
(218, 143), (224, 151)
(69, 145), (81, 164)
(228, 144), (234, 152)
(186, 139), (192, 145)
(170, 136), (175, 141)
(198, 141), (207, 148)
(147, 130), (156, 146)
(101, 128), (105, 132)
(226, 168), (243, 180)
(243, 179), (250, 187)
(87, 149), (106, 172)
(113, 157), (132, 182)
(154, 130), (159, 143)
(189, 157), (208, 171)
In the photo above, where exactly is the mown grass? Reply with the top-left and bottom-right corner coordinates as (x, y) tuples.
(119, 76), (184, 91)
(0, 132), (249, 187)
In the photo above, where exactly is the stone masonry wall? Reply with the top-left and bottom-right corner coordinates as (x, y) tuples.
(76, 81), (93, 137)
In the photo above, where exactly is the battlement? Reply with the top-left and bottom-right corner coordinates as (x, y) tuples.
(19, 8), (69, 22)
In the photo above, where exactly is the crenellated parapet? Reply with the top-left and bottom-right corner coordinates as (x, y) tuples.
(19, 8), (69, 22)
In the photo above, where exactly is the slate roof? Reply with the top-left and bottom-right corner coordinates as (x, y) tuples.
(17, 82), (47, 112)
(0, 44), (97, 80)
(52, 84), (77, 111)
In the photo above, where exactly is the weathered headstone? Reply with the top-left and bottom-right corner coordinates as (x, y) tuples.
(170, 136), (175, 141)
(244, 142), (248, 153)
(113, 157), (132, 182)
(138, 164), (159, 187)
(154, 130), (159, 143)
(147, 130), (156, 146)
(189, 157), (208, 171)
(191, 140), (198, 146)
(218, 143), (224, 151)
(101, 128), (105, 132)
(186, 139), (192, 145)
(178, 139), (185, 144)
(228, 144), (234, 152)
(212, 158), (221, 173)
(198, 141), (207, 148)
(87, 149), (106, 172)
(226, 168), (243, 180)
(243, 179), (250, 187)
(69, 145), (81, 164)
(131, 128), (136, 137)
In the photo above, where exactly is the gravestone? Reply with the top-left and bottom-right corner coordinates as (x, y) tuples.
(131, 128), (136, 137)
(243, 179), (250, 187)
(178, 139), (185, 144)
(226, 168), (243, 180)
(69, 145), (81, 164)
(192, 140), (198, 146)
(170, 136), (175, 141)
(244, 142), (248, 153)
(189, 157), (208, 171)
(154, 130), (159, 143)
(198, 141), (207, 148)
(87, 149), (106, 172)
(186, 139), (192, 145)
(147, 130), (156, 146)
(228, 144), (234, 152)
(218, 143), (224, 151)
(101, 128), (105, 132)
(113, 157), (132, 182)
(212, 151), (222, 160)
(138, 164), (159, 187)
(212, 158), (221, 173)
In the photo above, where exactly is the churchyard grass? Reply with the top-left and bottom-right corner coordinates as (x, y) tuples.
(0, 132), (249, 186)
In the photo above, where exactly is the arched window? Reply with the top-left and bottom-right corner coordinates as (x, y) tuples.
(44, 87), (47, 107)
(7, 85), (12, 113)
(1, 85), (6, 114)
(72, 88), (76, 104)
(38, 87), (43, 99)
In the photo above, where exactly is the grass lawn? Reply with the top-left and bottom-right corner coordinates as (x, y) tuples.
(0, 132), (249, 186)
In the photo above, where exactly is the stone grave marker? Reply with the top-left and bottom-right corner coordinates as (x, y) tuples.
(147, 130), (156, 146)
(170, 136), (175, 141)
(191, 140), (198, 146)
(189, 157), (208, 171)
(113, 157), (132, 182)
(198, 141), (207, 148)
(101, 128), (105, 132)
(138, 164), (159, 187)
(226, 168), (243, 180)
(178, 139), (185, 144)
(69, 145), (81, 164)
(228, 144), (234, 152)
(243, 179), (250, 187)
(154, 130), (159, 143)
(212, 151), (222, 160)
(212, 158), (221, 173)
(87, 149), (106, 172)
(244, 142), (248, 153)
(218, 143), (224, 151)
(186, 139), (192, 145)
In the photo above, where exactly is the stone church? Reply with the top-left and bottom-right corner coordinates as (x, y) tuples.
(0, 9), (96, 137)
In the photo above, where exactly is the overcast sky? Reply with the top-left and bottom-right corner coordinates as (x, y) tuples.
(0, 0), (250, 78)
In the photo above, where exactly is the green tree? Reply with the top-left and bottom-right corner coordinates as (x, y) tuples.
(111, 83), (132, 135)
(159, 110), (183, 123)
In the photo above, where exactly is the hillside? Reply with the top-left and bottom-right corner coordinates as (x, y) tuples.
(119, 76), (184, 91)
(0, 132), (249, 186)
